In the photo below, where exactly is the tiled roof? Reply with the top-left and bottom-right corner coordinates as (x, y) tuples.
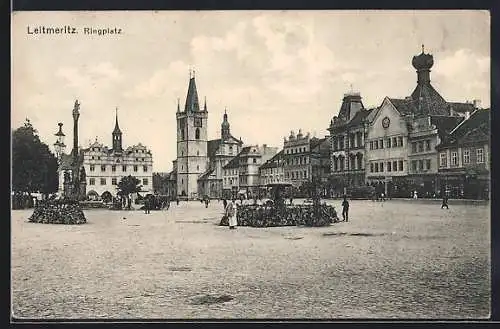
(388, 98), (418, 115)
(184, 77), (200, 112)
(223, 154), (240, 169)
(207, 139), (221, 158)
(410, 83), (448, 116)
(430, 115), (464, 141)
(198, 168), (215, 180)
(260, 150), (284, 169)
(349, 108), (373, 126)
(437, 109), (490, 148)
(448, 102), (476, 114)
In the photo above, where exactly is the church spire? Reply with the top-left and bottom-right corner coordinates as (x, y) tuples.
(112, 107), (123, 152)
(203, 96), (207, 112)
(184, 70), (200, 112)
(221, 107), (230, 140)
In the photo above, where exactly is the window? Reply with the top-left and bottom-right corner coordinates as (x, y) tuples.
(112, 178), (117, 185)
(143, 165), (148, 172)
(379, 139), (384, 149)
(476, 148), (484, 163)
(197, 165), (199, 170)
(426, 159), (431, 170)
(181, 129), (185, 140)
(97, 156), (101, 160)
(370, 163), (374, 173)
(89, 178), (95, 185)
(393, 161), (398, 172)
(101, 165), (106, 172)
(451, 151), (458, 166)
(419, 160), (424, 171)
(387, 161), (392, 172)
(412, 160), (417, 172)
(425, 140), (431, 151)
(304, 170), (307, 178)
(398, 137), (403, 147)
(253, 158), (257, 163)
(91, 156), (95, 160)
(392, 137), (397, 147)
(111, 165), (116, 172)
(195, 128), (200, 140)
(374, 163), (379, 172)
(398, 160), (403, 171)
(440, 153), (447, 167)
(387, 139), (391, 148)
(375, 140), (379, 149)
(380, 162), (384, 172)
(418, 142), (424, 153)
(194, 118), (202, 127)
(122, 165), (127, 172)
(134, 165), (138, 172)
(90, 165), (95, 172)
(463, 149), (470, 164)
(370, 141), (373, 150)
(412, 143), (417, 154)
(143, 178), (148, 186)
(100, 178), (106, 185)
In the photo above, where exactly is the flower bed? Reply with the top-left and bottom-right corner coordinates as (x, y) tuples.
(220, 204), (338, 227)
(28, 200), (86, 225)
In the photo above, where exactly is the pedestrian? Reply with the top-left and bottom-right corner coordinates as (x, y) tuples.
(176, 198), (179, 206)
(226, 199), (237, 229)
(205, 198), (209, 208)
(144, 197), (150, 214)
(223, 198), (228, 210)
(341, 195), (349, 222)
(289, 197), (293, 205)
(413, 190), (418, 199)
(441, 195), (449, 209)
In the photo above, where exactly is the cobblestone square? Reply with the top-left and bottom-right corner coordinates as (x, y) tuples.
(12, 200), (490, 319)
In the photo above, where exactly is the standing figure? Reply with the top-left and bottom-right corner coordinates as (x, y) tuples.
(176, 198), (179, 206)
(205, 198), (209, 208)
(441, 195), (449, 209)
(413, 190), (418, 199)
(223, 198), (228, 211)
(342, 196), (350, 222)
(226, 199), (237, 229)
(144, 197), (150, 214)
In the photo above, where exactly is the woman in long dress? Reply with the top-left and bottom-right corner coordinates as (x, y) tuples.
(226, 199), (238, 229)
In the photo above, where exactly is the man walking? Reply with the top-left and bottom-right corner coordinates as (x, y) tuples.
(342, 195), (349, 222)
(441, 194), (449, 209)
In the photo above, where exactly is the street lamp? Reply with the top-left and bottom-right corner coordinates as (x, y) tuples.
(53, 122), (66, 161)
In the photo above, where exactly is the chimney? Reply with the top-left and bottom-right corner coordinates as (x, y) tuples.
(473, 99), (481, 109)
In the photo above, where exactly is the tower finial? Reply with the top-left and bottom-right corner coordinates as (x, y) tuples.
(193, 69), (195, 78)
(204, 96), (207, 111)
(422, 44), (425, 54)
(189, 68), (192, 79)
(177, 97), (180, 112)
(224, 106), (227, 114)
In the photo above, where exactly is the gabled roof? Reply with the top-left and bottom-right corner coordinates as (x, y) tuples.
(448, 102), (476, 114)
(223, 154), (240, 169)
(430, 115), (465, 141)
(207, 139), (221, 158)
(437, 109), (490, 148)
(388, 98), (418, 115)
(198, 168), (216, 180)
(259, 150), (284, 169)
(349, 108), (374, 126)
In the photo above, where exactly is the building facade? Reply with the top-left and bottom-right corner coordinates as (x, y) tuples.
(436, 108), (490, 199)
(283, 130), (313, 187)
(259, 150), (285, 186)
(364, 47), (481, 198)
(58, 109), (153, 199)
(328, 92), (372, 195)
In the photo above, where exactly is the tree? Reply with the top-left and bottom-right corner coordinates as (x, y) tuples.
(12, 119), (59, 201)
(117, 175), (142, 197)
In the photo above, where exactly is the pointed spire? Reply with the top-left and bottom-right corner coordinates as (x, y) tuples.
(184, 70), (200, 112)
(177, 97), (180, 112)
(113, 107), (122, 134)
(204, 96), (207, 112)
(422, 44), (425, 54)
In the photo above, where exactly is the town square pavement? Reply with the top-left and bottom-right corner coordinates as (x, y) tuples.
(11, 199), (490, 319)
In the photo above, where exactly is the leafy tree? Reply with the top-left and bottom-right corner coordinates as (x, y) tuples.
(12, 119), (59, 200)
(117, 175), (142, 197)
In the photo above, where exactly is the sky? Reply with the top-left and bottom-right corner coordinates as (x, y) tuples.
(12, 10), (490, 172)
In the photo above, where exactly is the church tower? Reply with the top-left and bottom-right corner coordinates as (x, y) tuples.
(112, 107), (123, 153)
(176, 71), (208, 199)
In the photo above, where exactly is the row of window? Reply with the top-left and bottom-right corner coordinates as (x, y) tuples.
(439, 148), (484, 167)
(88, 177), (149, 186)
(411, 140), (432, 154)
(332, 156), (363, 172)
(285, 170), (308, 180)
(89, 164), (148, 172)
(286, 156), (309, 166)
(411, 159), (432, 172)
(180, 128), (202, 140)
(332, 132), (364, 151)
(90, 156), (149, 162)
(369, 160), (404, 173)
(369, 136), (404, 150)
(90, 148), (148, 154)
(285, 146), (308, 154)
